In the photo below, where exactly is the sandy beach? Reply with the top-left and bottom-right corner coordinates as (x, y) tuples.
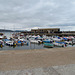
(0, 47), (75, 71)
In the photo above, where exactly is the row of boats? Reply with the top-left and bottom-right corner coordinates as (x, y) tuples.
(0, 33), (75, 48)
(28, 35), (75, 48)
(0, 39), (28, 48)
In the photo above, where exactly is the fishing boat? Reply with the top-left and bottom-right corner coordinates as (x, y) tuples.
(44, 43), (54, 48)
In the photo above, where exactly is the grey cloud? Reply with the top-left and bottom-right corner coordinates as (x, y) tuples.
(0, 0), (75, 30)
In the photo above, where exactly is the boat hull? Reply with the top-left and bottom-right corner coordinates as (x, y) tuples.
(44, 43), (54, 48)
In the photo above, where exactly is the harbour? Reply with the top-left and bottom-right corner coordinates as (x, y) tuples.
(0, 0), (75, 74)
(0, 29), (75, 75)
(0, 31), (75, 50)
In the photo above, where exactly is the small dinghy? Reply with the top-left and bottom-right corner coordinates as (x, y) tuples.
(16, 41), (22, 46)
(53, 41), (66, 47)
(6, 41), (16, 46)
(0, 40), (4, 48)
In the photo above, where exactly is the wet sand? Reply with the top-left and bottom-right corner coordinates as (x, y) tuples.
(0, 47), (75, 71)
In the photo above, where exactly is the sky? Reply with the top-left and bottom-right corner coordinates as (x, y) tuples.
(0, 0), (75, 31)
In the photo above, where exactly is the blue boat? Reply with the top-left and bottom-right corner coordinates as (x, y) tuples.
(43, 39), (52, 43)
(55, 41), (66, 44)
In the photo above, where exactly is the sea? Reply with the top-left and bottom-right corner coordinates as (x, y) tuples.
(0, 32), (75, 51)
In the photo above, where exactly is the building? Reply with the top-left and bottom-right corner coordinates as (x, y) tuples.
(31, 28), (60, 36)
(61, 31), (75, 36)
(31, 28), (60, 34)
(22, 28), (61, 36)
(21, 28), (75, 36)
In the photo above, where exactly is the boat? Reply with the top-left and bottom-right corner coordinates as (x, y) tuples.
(22, 41), (28, 45)
(0, 40), (4, 48)
(53, 41), (66, 47)
(44, 43), (54, 48)
(53, 42), (65, 47)
(72, 38), (75, 45)
(19, 39), (28, 45)
(29, 37), (42, 44)
(30, 39), (42, 44)
(52, 37), (62, 41)
(43, 39), (51, 43)
(64, 41), (72, 45)
(0, 33), (4, 40)
(16, 41), (22, 46)
(6, 41), (16, 46)
(3, 39), (10, 43)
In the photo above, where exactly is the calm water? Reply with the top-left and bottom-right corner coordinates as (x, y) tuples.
(0, 43), (45, 51)
(0, 32), (75, 51)
(0, 32), (45, 50)
(2, 32), (17, 38)
(0, 43), (75, 51)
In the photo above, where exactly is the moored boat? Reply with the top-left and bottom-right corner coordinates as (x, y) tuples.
(16, 41), (22, 46)
(72, 38), (75, 45)
(43, 39), (52, 43)
(44, 43), (54, 48)
(0, 40), (4, 48)
(30, 39), (42, 44)
(6, 41), (16, 46)
(53, 41), (66, 47)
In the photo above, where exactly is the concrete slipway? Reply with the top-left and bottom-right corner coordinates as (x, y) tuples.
(0, 64), (75, 75)
(0, 47), (75, 75)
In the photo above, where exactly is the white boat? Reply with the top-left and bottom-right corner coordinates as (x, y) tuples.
(0, 40), (4, 48)
(52, 37), (62, 42)
(72, 38), (75, 45)
(53, 42), (65, 47)
(30, 39), (42, 44)
(65, 41), (72, 45)
(29, 36), (42, 44)
(0, 33), (4, 40)
(6, 41), (16, 46)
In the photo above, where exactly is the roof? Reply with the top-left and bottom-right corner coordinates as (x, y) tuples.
(31, 28), (60, 31)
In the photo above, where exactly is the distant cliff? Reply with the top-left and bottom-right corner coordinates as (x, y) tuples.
(0, 29), (13, 32)
(0, 29), (26, 32)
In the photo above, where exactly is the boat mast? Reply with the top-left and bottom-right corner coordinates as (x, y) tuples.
(13, 25), (15, 34)
(4, 25), (5, 35)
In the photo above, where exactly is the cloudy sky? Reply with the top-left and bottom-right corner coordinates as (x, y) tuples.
(0, 0), (75, 31)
